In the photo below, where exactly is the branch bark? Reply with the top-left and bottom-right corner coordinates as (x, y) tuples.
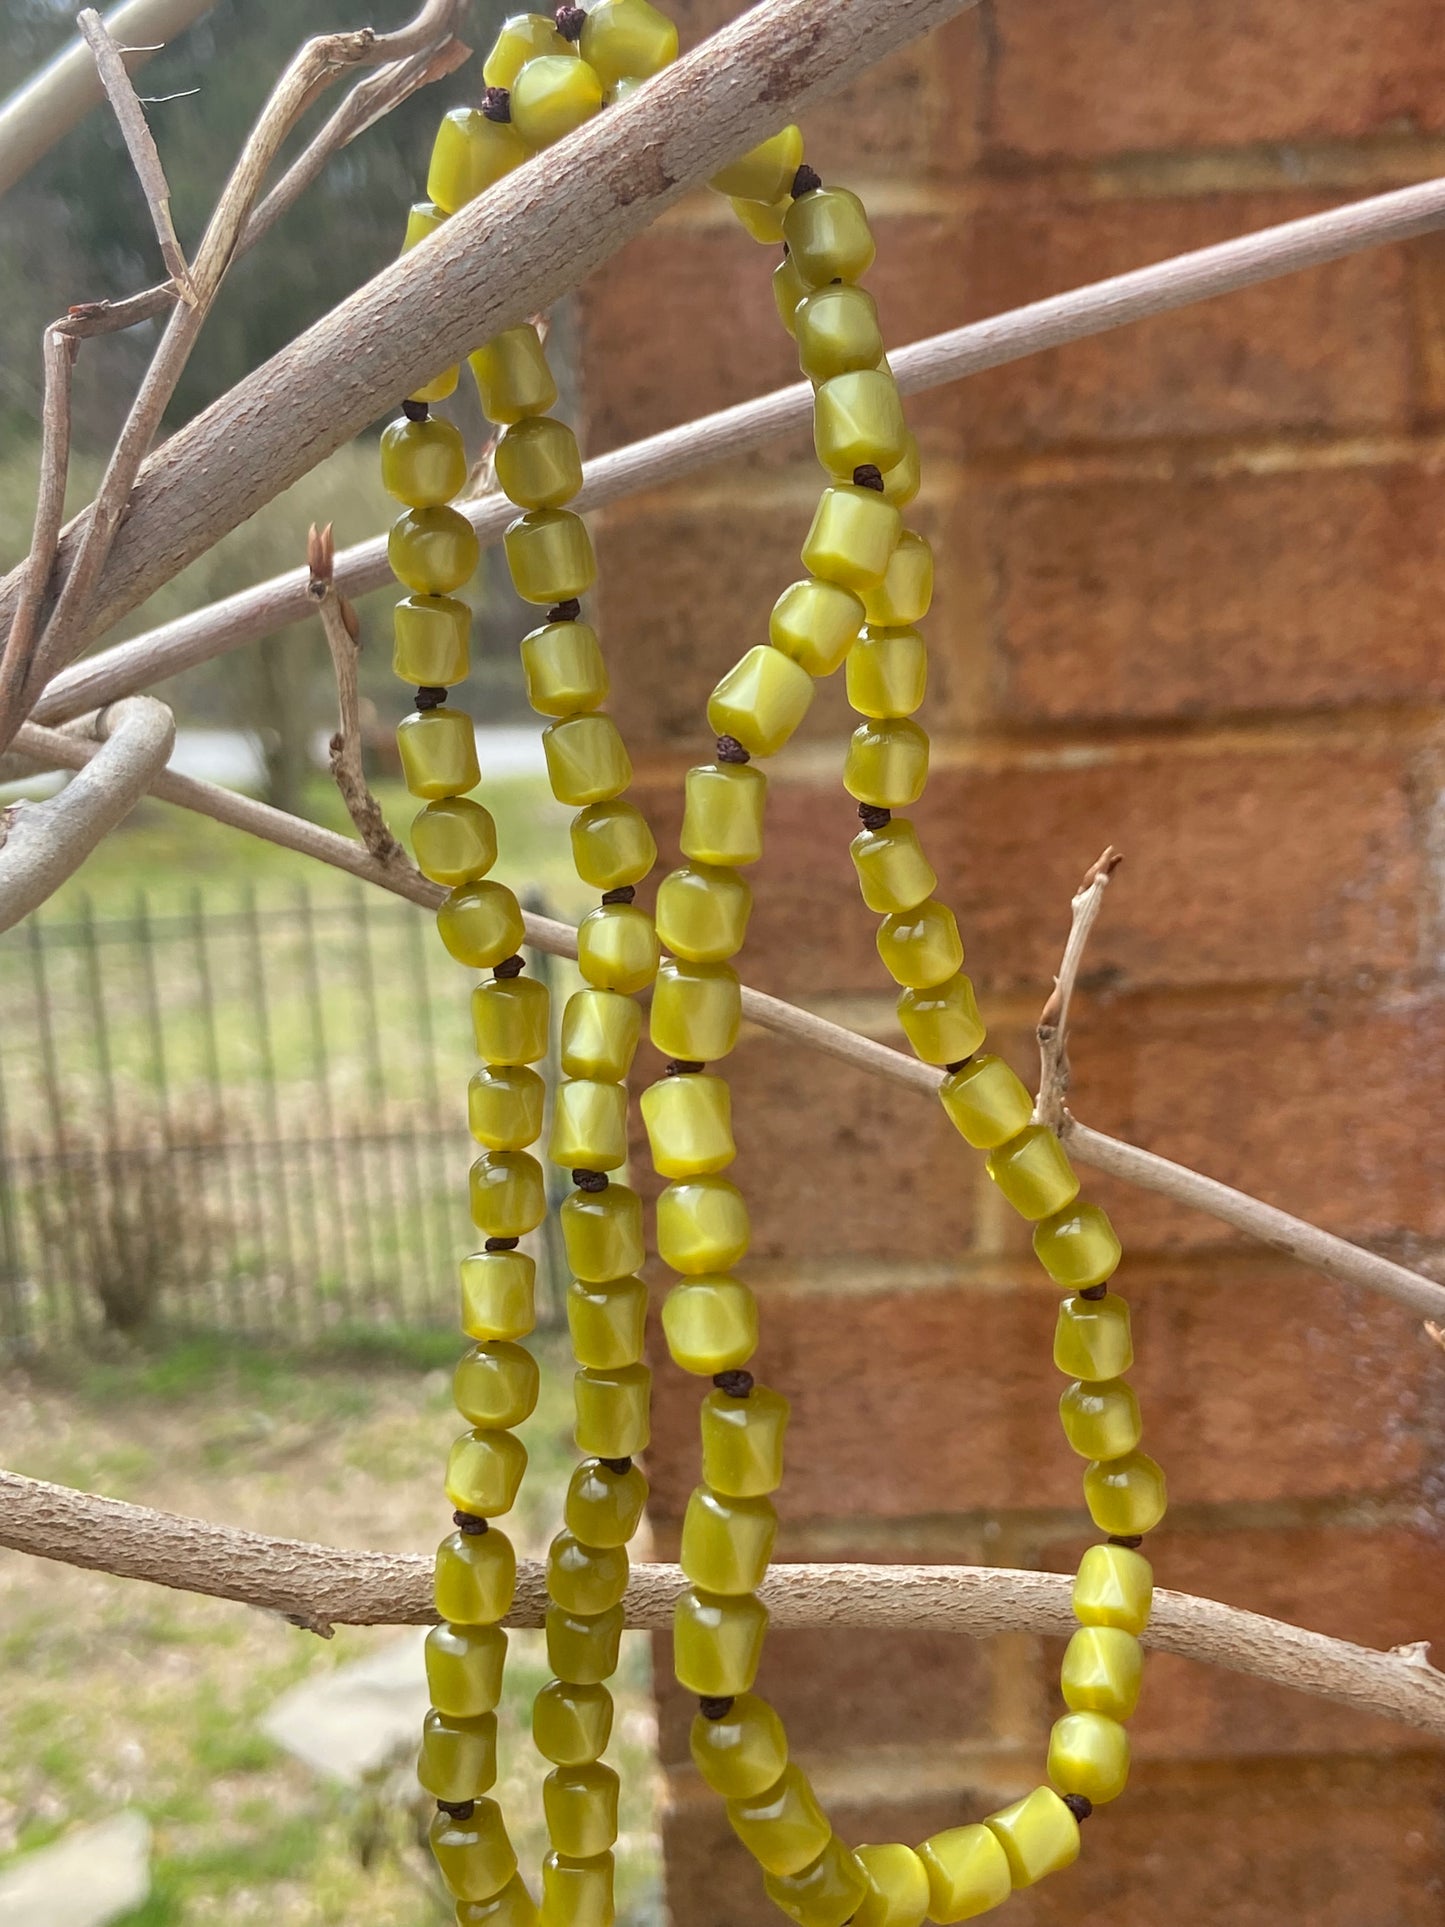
(308, 522), (405, 865)
(0, 328), (76, 723)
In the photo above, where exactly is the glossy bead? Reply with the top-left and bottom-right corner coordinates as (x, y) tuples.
(468, 1065), (545, 1152)
(561, 989), (641, 1082)
(877, 899), (963, 991)
(470, 326), (558, 425)
(689, 1691), (788, 1797)
(915, 1825), (1011, 1924)
(1072, 1542), (1153, 1634)
(574, 1362), (651, 1458)
(564, 1457), (648, 1548)
(544, 1762), (620, 1859)
(802, 486), (901, 592)
(843, 718), (929, 807)
(534, 1680), (613, 1766)
(850, 818), (936, 914)
(428, 106), (527, 211)
(580, 0), (677, 84)
(473, 976), (550, 1066)
(485, 12), (572, 87)
(455, 1341), (540, 1429)
(1055, 1292), (1133, 1382)
(445, 1427), (527, 1516)
(394, 594), (471, 687)
(430, 1800), (517, 1904)
(641, 1074), (735, 1177)
(499, 417), (584, 510)
(548, 1079), (629, 1171)
(663, 1277), (758, 1374)
(707, 645), (814, 759)
(681, 763), (767, 867)
(1033, 1202), (1122, 1290)
(650, 959), (741, 1061)
(862, 529), (934, 626)
(382, 415), (467, 507)
(566, 1275), (648, 1370)
(403, 199), (447, 251)
(546, 1603), (624, 1684)
(571, 801), (656, 890)
(1083, 1449), (1168, 1537)
(461, 1249), (537, 1342)
(415, 797), (496, 888)
(656, 864), (752, 963)
(547, 1529), (630, 1615)
(674, 1586), (769, 1696)
(576, 903), (659, 994)
(506, 509), (597, 605)
(398, 706), (480, 800)
(1060, 1625), (1144, 1719)
(765, 1836), (871, 1927)
(457, 1874), (538, 1927)
(732, 194), (790, 242)
(511, 53), (603, 146)
(814, 370), (909, 478)
(539, 1850), (613, 1927)
(521, 621), (607, 717)
(1049, 1710), (1130, 1805)
(898, 972), (985, 1067)
(983, 1786), (1080, 1888)
(728, 1765), (831, 1877)
(794, 284), (884, 382)
(426, 1622), (507, 1719)
(769, 577), (865, 677)
(435, 1527), (517, 1625)
(657, 1175), (750, 1274)
(852, 1844), (930, 1927)
(390, 507), (480, 595)
(700, 1384), (789, 1497)
(847, 626), (927, 718)
(938, 1055), (1033, 1150)
(773, 251), (809, 336)
(986, 1125), (1080, 1221)
(418, 1707), (498, 1801)
(440, 881), (527, 970)
(561, 1183), (644, 1282)
(469, 1149), (546, 1238)
(783, 186), (875, 287)
(710, 124), (803, 202)
(682, 1485), (778, 1595)
(1060, 1376), (1143, 1461)
(880, 433), (921, 509)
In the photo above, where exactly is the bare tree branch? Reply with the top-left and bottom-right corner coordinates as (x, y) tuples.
(1035, 846), (1122, 1131)
(308, 522), (405, 865)
(0, 328), (76, 726)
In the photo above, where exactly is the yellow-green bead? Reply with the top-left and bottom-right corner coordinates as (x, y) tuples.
(802, 486), (901, 593)
(574, 1362), (651, 1458)
(783, 185), (876, 288)
(847, 626), (927, 718)
(1060, 1625), (1144, 1719)
(898, 971), (985, 1067)
(418, 1707), (498, 1802)
(770, 577), (865, 677)
(511, 53), (603, 147)
(506, 509), (597, 605)
(435, 1526), (517, 1625)
(430, 1800), (517, 1905)
(862, 530), (934, 626)
(853, 1844), (930, 1927)
(877, 899), (963, 990)
(394, 594), (471, 687)
(814, 370), (909, 479)
(468, 1065), (545, 1152)
(389, 506), (480, 595)
(700, 1383), (789, 1497)
(425, 1622), (507, 1719)
(689, 1691), (788, 1797)
(915, 1825), (1010, 1925)
(455, 1341), (540, 1429)
(1083, 1449), (1168, 1537)
(1048, 1710), (1130, 1805)
(446, 1427), (527, 1517)
(880, 433), (921, 509)
(398, 706), (480, 800)
(732, 194), (790, 242)
(663, 1277), (757, 1374)
(1033, 1202), (1122, 1290)
(983, 1786), (1080, 1889)
(674, 1586), (769, 1696)
(404, 200), (447, 251)
(473, 976), (550, 1066)
(382, 415), (467, 507)
(561, 989), (641, 1082)
(440, 882), (527, 970)
(680, 763), (767, 867)
(571, 801), (656, 890)
(1060, 1376), (1142, 1461)
(794, 284), (884, 383)
(641, 1073), (735, 1178)
(773, 251), (809, 336)
(938, 1055), (1034, 1150)
(656, 863), (752, 963)
(544, 1763), (620, 1859)
(539, 1849), (613, 1927)
(471, 326), (559, 425)
(657, 1175), (750, 1274)
(710, 123), (803, 202)
(485, 12), (573, 88)
(681, 1484), (778, 1595)
(850, 818), (936, 915)
(566, 1275), (648, 1369)
(500, 418), (585, 511)
(728, 1765), (830, 1878)
(547, 1529), (630, 1615)
(534, 1680), (613, 1766)
(458, 1873), (538, 1927)
(469, 1149), (546, 1238)
(461, 1249), (537, 1343)
(415, 797), (497, 888)
(576, 902), (659, 994)
(766, 1836), (871, 1927)
(843, 717), (929, 808)
(428, 106), (527, 211)
(549, 1078), (629, 1171)
(649, 959), (741, 1061)
(707, 645), (814, 758)
(546, 1604), (624, 1685)
(579, 0), (677, 84)
(1055, 1291), (1133, 1382)
(561, 1183), (644, 1282)
(564, 1457), (648, 1548)
(986, 1124), (1080, 1221)
(1072, 1543), (1153, 1634)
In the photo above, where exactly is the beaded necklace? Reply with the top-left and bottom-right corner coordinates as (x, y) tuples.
(378, 9), (1167, 1925)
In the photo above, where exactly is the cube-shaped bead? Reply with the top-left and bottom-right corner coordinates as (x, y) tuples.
(794, 284), (884, 382)
(802, 486), (901, 592)
(566, 1276), (648, 1369)
(663, 1276), (758, 1374)
(814, 370), (909, 479)
(897, 973), (984, 1067)
(765, 1836), (871, 1927)
(881, 434), (921, 509)
(415, 797), (496, 889)
(498, 416), (583, 510)
(843, 718), (929, 807)
(650, 960), (742, 1062)
(732, 193), (790, 242)
(473, 976), (550, 1065)
(681, 763), (767, 866)
(681, 1484), (778, 1595)
(847, 626), (927, 718)
(657, 1176), (750, 1274)
(389, 507), (480, 595)
(484, 12), (572, 88)
(435, 1526), (517, 1625)
(561, 990), (641, 1083)
(505, 508), (596, 604)
(440, 881), (528, 970)
(983, 1786), (1080, 1888)
(1072, 1543), (1153, 1634)
(428, 106), (527, 211)
(430, 1799), (517, 1905)
(546, 1529), (630, 1615)
(707, 646), (814, 758)
(470, 1150), (546, 1238)
(1054, 1293), (1133, 1382)
(1060, 1626), (1144, 1719)
(471, 324), (559, 425)
(1033, 1202), (1122, 1290)
(783, 186), (876, 287)
(461, 1249), (537, 1342)
(773, 252), (808, 335)
(576, 903), (659, 995)
(656, 864), (752, 964)
(539, 1848), (613, 1927)
(641, 1074), (735, 1177)
(398, 706), (480, 799)
(769, 577), (866, 677)
(1059, 1376), (1142, 1461)
(675, 1586), (769, 1696)
(534, 1680), (613, 1766)
(564, 1457), (648, 1548)
(1083, 1449), (1167, 1537)
(542, 714), (631, 806)
(853, 1843), (930, 1927)
(579, 0), (677, 83)
(710, 123), (803, 202)
(689, 1691), (788, 1797)
(469, 1065), (546, 1151)
(510, 52), (603, 145)
(522, 621), (608, 716)
(546, 1603), (624, 1685)
(418, 1707), (498, 1802)
(916, 1824), (1011, 1925)
(850, 818), (936, 914)
(426, 1622), (507, 1720)
(862, 530), (934, 626)
(574, 1362), (651, 1458)
(457, 1873), (537, 1927)
(986, 1125), (1080, 1221)
(938, 1055), (1033, 1149)
(571, 802), (656, 890)
(877, 899), (963, 990)
(446, 1428), (528, 1516)
(382, 415), (468, 507)
(394, 595), (471, 687)
(455, 1341), (540, 1429)
(561, 1185), (644, 1283)
(544, 1762), (620, 1859)
(1048, 1710), (1130, 1804)
(549, 1079), (629, 1171)
(701, 1384), (789, 1496)
(728, 1765), (831, 1877)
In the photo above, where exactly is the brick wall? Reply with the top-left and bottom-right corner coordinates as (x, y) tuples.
(577, 4), (1445, 1919)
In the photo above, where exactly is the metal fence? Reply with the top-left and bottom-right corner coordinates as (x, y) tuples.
(0, 882), (567, 1350)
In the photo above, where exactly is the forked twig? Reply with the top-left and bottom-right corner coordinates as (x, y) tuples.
(1034, 845), (1122, 1130)
(308, 522), (405, 866)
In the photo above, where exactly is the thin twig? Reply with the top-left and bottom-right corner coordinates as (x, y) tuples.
(1034, 845), (1122, 1130)
(0, 328), (76, 725)
(308, 522), (404, 866)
